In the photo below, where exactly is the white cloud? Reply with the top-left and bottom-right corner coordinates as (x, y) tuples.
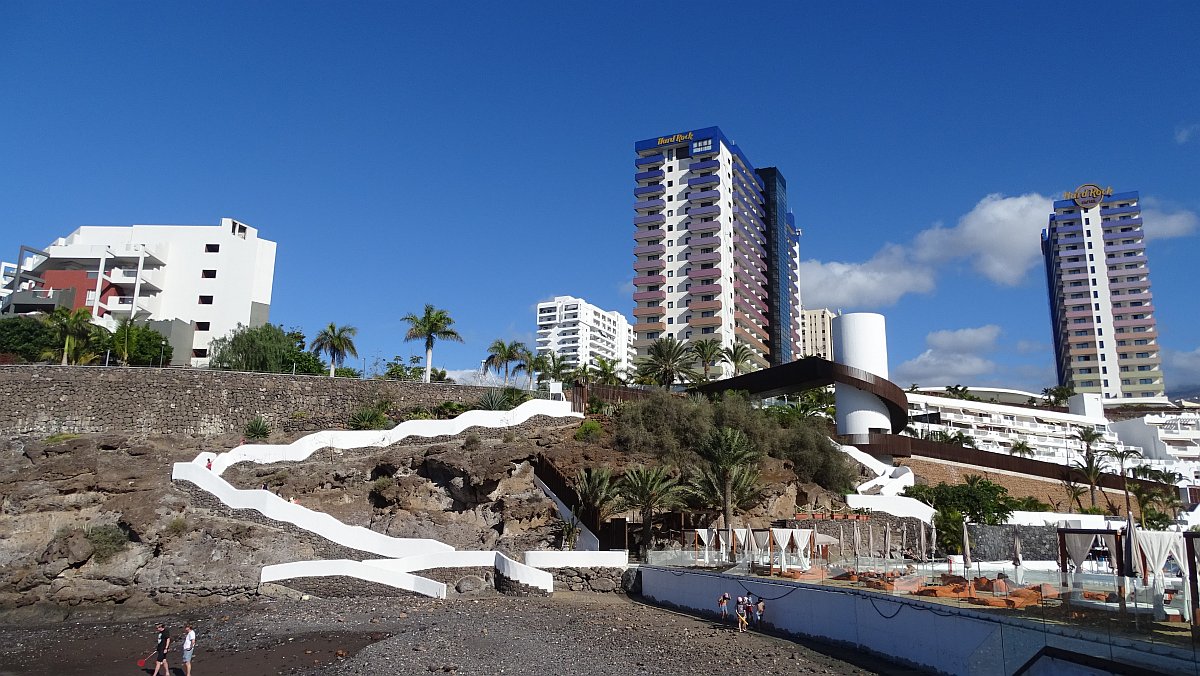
(892, 324), (1000, 386)
(1164, 347), (1200, 391)
(925, 325), (1001, 353)
(1015, 339), (1048, 354)
(800, 244), (935, 309)
(1175, 123), (1200, 145)
(801, 192), (1052, 309)
(1140, 197), (1199, 240)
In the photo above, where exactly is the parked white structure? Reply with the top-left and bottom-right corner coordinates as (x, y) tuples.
(1, 218), (276, 366)
(535, 295), (634, 374)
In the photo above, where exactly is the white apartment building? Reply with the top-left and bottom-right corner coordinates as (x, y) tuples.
(2, 218), (276, 366)
(1112, 412), (1200, 465)
(800, 308), (836, 359)
(535, 296), (634, 376)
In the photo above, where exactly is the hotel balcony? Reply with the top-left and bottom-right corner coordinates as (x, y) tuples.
(1119, 356), (1161, 367)
(689, 283), (722, 295)
(735, 326), (769, 354)
(1112, 254), (1147, 265)
(736, 298), (769, 326)
(101, 294), (153, 315)
(734, 243), (767, 270)
(734, 260), (766, 286)
(1059, 271), (1088, 282)
(632, 338), (657, 349)
(736, 314), (769, 341)
(633, 274), (666, 286)
(634, 184), (666, 198)
(686, 204), (721, 218)
(632, 306), (663, 318)
(689, 159), (720, 173)
(1054, 223), (1083, 234)
(633, 228), (666, 242)
(635, 153), (665, 169)
(634, 321), (666, 333)
(635, 199), (666, 213)
(1104, 228), (1142, 241)
(689, 300), (722, 312)
(687, 235), (721, 249)
(633, 290), (666, 302)
(688, 189), (720, 203)
(633, 259), (666, 272)
(1102, 216), (1143, 229)
(635, 169), (664, 183)
(1110, 283), (1150, 295)
(687, 268), (721, 283)
(688, 315), (723, 328)
(1064, 309), (1093, 319)
(734, 280), (767, 312)
(1115, 318), (1155, 328)
(690, 251), (721, 264)
(2, 287), (75, 314)
(687, 174), (720, 189)
(634, 213), (666, 227)
(687, 219), (720, 235)
(633, 243), (666, 256)
(106, 268), (163, 292)
(1101, 205), (1139, 217)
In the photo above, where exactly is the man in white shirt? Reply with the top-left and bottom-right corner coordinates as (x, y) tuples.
(181, 622), (197, 675)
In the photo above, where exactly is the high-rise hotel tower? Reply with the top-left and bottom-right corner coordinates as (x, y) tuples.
(632, 127), (801, 375)
(1041, 185), (1167, 402)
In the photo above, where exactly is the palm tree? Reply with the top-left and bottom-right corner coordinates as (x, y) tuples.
(511, 345), (540, 390)
(575, 467), (623, 528)
(688, 338), (724, 382)
(686, 464), (763, 519)
(401, 305), (463, 383)
(484, 339), (525, 386)
(592, 356), (623, 386)
(1042, 385), (1075, 406)
(1073, 426), (1108, 508)
(1009, 440), (1035, 458)
(696, 427), (762, 554)
(635, 337), (698, 387)
(112, 315), (135, 365)
(43, 307), (94, 366)
(619, 465), (684, 558)
(1061, 479), (1087, 511)
(1153, 490), (1184, 521)
(720, 343), (756, 376)
(1105, 446), (1142, 517)
(309, 323), (359, 377)
(571, 361), (593, 386)
(538, 353), (571, 383)
(1127, 482), (1161, 526)
(1072, 452), (1108, 509)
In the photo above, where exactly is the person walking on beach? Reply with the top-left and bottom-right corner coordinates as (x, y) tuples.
(151, 623), (171, 676)
(717, 592), (730, 622)
(735, 597), (748, 633)
(744, 595), (757, 629)
(181, 622), (197, 676)
(756, 597), (766, 627)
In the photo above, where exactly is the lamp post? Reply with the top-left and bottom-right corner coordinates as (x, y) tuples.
(159, 339), (166, 367)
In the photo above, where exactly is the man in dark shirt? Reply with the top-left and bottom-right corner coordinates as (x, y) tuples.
(151, 623), (171, 676)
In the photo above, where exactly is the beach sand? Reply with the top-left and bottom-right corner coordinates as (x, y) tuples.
(0, 592), (916, 675)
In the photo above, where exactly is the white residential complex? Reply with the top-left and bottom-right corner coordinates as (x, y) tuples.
(535, 296), (635, 375)
(800, 308), (836, 359)
(1, 218), (276, 366)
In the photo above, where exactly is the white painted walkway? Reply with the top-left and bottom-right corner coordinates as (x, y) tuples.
(172, 399), (583, 597)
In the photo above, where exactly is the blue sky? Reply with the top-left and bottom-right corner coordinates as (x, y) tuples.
(2, 2), (1198, 392)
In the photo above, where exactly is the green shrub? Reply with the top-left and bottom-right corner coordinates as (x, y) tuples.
(502, 429), (518, 443)
(244, 416), (271, 440)
(44, 432), (80, 444)
(434, 400), (470, 419)
(349, 407), (390, 430)
(574, 419), (603, 442)
(475, 389), (513, 411)
(164, 516), (188, 538)
(463, 432), (482, 451)
(372, 476), (395, 493)
(86, 525), (129, 563)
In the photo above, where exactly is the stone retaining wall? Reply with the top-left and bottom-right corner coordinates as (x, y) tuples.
(967, 524), (1059, 562)
(0, 365), (494, 436)
(546, 566), (626, 593)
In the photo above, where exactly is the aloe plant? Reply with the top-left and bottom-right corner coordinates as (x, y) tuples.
(244, 415), (271, 440)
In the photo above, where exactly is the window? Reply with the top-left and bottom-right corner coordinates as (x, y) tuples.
(192, 348), (209, 358)
(205, 244), (220, 253)
(198, 295), (214, 305)
(195, 321), (210, 331)
(201, 269), (217, 279)
(86, 290), (97, 304)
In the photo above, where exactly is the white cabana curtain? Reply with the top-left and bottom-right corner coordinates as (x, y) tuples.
(771, 528), (793, 572)
(1099, 533), (1118, 574)
(752, 530), (771, 565)
(1137, 531), (1183, 621)
(732, 528), (750, 561)
(792, 529), (813, 570)
(1064, 533), (1095, 588)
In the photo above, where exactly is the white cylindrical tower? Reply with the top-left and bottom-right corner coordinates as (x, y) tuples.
(832, 313), (891, 436)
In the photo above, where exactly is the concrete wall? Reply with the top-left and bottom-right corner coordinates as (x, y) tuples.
(639, 566), (1195, 675)
(0, 365), (494, 435)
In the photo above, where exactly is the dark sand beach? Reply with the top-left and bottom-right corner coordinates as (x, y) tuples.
(0, 593), (918, 675)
